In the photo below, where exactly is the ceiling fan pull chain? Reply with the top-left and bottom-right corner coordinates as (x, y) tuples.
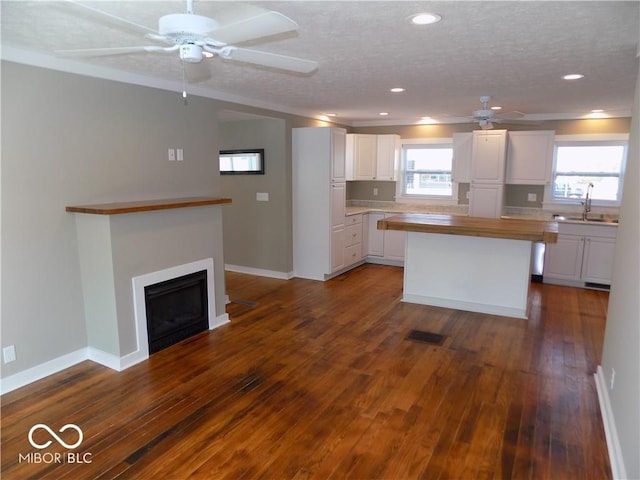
(181, 60), (188, 102)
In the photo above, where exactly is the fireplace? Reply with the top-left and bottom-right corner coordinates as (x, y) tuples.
(145, 270), (208, 354)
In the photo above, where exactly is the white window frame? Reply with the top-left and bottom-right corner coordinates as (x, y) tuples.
(396, 138), (458, 205)
(543, 134), (628, 209)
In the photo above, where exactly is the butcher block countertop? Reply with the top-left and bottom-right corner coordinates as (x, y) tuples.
(378, 213), (558, 243)
(66, 196), (232, 215)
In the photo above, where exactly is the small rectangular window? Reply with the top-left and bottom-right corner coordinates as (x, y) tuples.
(219, 149), (265, 175)
(401, 144), (453, 198)
(552, 141), (626, 203)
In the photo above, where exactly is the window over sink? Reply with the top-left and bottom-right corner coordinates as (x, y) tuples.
(551, 136), (627, 205)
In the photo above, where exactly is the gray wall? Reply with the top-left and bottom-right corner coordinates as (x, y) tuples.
(219, 118), (292, 274)
(1, 61), (224, 376)
(600, 61), (640, 478)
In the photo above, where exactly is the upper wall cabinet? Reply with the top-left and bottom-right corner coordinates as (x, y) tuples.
(346, 134), (399, 181)
(471, 130), (508, 184)
(506, 131), (555, 185)
(452, 132), (473, 183)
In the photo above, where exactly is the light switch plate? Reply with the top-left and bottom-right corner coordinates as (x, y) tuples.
(256, 192), (269, 202)
(527, 193), (537, 202)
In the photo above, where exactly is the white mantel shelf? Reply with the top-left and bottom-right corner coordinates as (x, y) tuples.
(66, 196), (232, 215)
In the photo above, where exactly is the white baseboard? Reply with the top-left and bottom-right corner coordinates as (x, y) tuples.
(1, 314), (231, 396)
(225, 264), (294, 279)
(594, 365), (627, 480)
(0, 348), (88, 395)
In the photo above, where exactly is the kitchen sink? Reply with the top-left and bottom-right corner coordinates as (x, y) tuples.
(552, 215), (618, 224)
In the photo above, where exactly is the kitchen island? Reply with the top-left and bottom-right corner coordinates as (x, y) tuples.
(378, 214), (558, 319)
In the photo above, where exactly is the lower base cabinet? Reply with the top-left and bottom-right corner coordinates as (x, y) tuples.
(544, 222), (617, 287)
(364, 212), (405, 264)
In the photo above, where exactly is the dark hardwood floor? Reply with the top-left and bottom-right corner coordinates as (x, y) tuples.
(1, 264), (612, 479)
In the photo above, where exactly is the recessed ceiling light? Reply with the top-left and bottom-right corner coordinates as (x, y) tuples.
(410, 12), (442, 25)
(390, 87), (405, 93)
(491, 106), (502, 111)
(379, 112), (389, 116)
(591, 109), (604, 113)
(419, 116), (437, 124)
(324, 112), (338, 117)
(563, 73), (584, 80)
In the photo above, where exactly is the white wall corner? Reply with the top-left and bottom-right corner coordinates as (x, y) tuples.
(594, 365), (627, 480)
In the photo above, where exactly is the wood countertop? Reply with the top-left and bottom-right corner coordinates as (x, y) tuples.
(66, 196), (232, 215)
(378, 213), (558, 243)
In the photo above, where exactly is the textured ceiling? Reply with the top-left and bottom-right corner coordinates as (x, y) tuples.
(1, 1), (639, 126)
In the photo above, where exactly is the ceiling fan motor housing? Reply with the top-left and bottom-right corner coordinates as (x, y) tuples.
(158, 14), (218, 37)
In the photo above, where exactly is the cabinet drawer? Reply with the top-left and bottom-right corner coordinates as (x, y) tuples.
(345, 214), (363, 226)
(345, 243), (362, 266)
(345, 223), (363, 247)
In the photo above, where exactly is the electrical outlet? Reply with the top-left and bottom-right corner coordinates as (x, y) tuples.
(527, 193), (537, 202)
(610, 368), (616, 390)
(256, 192), (269, 202)
(176, 148), (184, 161)
(168, 148), (176, 161)
(373, 187), (378, 196)
(3, 345), (16, 363)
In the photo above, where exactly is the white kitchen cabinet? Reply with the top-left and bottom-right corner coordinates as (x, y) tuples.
(471, 130), (507, 184)
(452, 132), (473, 183)
(468, 184), (504, 219)
(544, 222), (617, 287)
(365, 212), (385, 256)
(383, 213), (406, 262)
(293, 127), (347, 280)
(543, 234), (585, 281)
(506, 130), (555, 185)
(346, 134), (399, 181)
(344, 213), (364, 267)
(346, 134), (377, 180)
(376, 134), (400, 180)
(582, 236), (616, 284)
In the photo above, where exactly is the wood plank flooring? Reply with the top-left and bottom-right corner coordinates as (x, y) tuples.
(0, 264), (612, 479)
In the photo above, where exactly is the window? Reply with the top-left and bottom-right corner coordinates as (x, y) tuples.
(219, 149), (264, 174)
(401, 143), (453, 198)
(552, 140), (627, 204)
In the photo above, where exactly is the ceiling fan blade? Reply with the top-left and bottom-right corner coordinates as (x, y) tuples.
(218, 47), (318, 74)
(495, 110), (526, 120)
(56, 46), (169, 57)
(208, 11), (299, 45)
(65, 0), (158, 36)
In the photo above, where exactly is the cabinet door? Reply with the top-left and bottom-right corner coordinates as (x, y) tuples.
(471, 130), (507, 183)
(330, 183), (346, 228)
(367, 213), (385, 256)
(506, 131), (555, 185)
(346, 134), (377, 180)
(469, 184), (504, 218)
(582, 236), (616, 284)
(376, 135), (399, 180)
(452, 132), (473, 183)
(331, 128), (346, 182)
(383, 213), (405, 261)
(544, 234), (584, 281)
(331, 227), (345, 272)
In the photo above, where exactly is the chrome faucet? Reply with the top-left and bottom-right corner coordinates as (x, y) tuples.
(582, 183), (594, 220)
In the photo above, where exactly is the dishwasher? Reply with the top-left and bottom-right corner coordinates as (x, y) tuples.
(531, 241), (545, 282)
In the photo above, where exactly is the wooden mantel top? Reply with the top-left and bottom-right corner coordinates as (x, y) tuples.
(66, 196), (232, 215)
(378, 213), (558, 243)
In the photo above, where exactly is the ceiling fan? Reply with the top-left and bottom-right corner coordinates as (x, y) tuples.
(56, 0), (318, 75)
(469, 95), (535, 129)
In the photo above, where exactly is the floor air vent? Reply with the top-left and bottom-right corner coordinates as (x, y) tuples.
(406, 329), (446, 346)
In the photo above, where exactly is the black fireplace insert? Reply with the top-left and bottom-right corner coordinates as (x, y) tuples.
(144, 270), (208, 354)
